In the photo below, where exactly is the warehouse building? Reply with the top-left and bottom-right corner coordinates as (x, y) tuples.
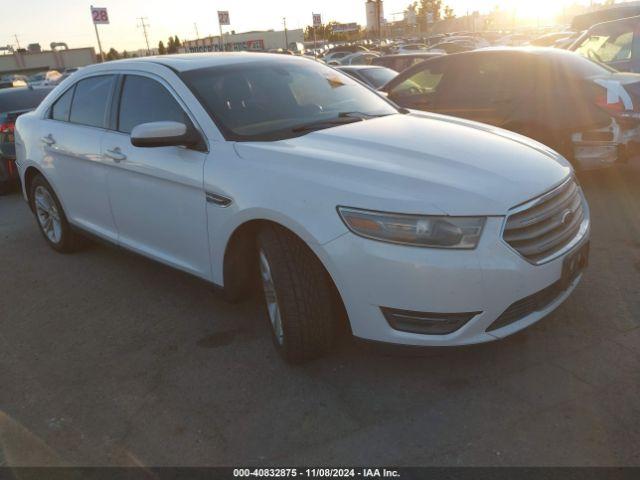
(0, 46), (96, 76)
(182, 29), (304, 53)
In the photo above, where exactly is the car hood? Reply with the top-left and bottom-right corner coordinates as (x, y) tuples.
(234, 112), (572, 216)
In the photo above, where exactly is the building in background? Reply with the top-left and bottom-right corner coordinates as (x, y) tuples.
(182, 29), (304, 53)
(0, 47), (96, 76)
(365, 0), (385, 32)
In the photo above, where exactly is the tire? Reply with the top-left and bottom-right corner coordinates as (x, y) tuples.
(257, 225), (336, 363)
(29, 174), (84, 253)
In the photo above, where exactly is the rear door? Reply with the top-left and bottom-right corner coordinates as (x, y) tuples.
(102, 73), (210, 278)
(434, 53), (528, 127)
(39, 75), (118, 240)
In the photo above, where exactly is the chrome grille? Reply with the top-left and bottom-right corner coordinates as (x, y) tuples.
(503, 178), (585, 264)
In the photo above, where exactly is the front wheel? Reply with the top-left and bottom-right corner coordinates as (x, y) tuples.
(257, 225), (336, 363)
(30, 174), (85, 253)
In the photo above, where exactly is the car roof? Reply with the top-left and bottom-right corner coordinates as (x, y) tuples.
(463, 46), (582, 58)
(587, 14), (640, 30)
(0, 87), (53, 112)
(379, 52), (444, 58)
(85, 52), (313, 73)
(336, 65), (388, 70)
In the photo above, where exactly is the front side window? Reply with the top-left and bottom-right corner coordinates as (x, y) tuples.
(69, 75), (115, 128)
(389, 62), (448, 104)
(181, 58), (397, 141)
(118, 75), (189, 134)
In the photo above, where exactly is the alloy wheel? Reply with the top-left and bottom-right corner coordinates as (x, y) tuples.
(34, 186), (62, 244)
(259, 249), (284, 345)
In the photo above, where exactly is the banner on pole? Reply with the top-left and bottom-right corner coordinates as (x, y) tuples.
(218, 11), (230, 26)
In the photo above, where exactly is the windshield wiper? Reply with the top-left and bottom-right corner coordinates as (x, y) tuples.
(291, 116), (363, 133)
(291, 112), (393, 134)
(338, 111), (391, 119)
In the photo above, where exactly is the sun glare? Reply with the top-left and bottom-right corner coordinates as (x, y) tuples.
(509, 0), (567, 20)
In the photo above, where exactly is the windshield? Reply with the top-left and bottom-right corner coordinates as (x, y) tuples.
(359, 67), (398, 89)
(181, 57), (398, 141)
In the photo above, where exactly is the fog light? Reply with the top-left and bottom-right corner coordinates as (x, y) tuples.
(381, 307), (480, 335)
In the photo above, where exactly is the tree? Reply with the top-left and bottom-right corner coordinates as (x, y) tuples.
(158, 40), (166, 55)
(167, 36), (177, 54)
(443, 5), (455, 20)
(105, 47), (120, 61)
(173, 35), (181, 47)
(122, 50), (129, 58)
(417, 0), (443, 31)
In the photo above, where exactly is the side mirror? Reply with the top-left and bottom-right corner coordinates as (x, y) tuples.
(130, 121), (201, 149)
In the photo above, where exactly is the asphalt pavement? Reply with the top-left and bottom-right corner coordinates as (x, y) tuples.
(1, 160), (639, 466)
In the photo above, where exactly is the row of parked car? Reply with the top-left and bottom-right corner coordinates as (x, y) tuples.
(318, 13), (640, 172)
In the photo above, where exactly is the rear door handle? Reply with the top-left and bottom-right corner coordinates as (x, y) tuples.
(41, 134), (56, 146)
(105, 147), (127, 163)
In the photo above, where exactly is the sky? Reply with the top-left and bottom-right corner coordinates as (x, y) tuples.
(0, 0), (602, 53)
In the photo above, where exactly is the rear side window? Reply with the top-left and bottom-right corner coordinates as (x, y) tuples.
(69, 75), (114, 128)
(51, 87), (74, 122)
(118, 75), (188, 134)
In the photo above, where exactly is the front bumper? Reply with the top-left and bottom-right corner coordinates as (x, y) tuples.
(323, 214), (590, 347)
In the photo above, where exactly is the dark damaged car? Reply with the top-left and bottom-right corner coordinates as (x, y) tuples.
(0, 87), (52, 194)
(381, 47), (640, 169)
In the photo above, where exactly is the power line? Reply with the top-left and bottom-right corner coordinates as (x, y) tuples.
(137, 17), (151, 55)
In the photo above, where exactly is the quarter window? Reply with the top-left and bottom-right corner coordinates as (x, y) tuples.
(69, 75), (115, 128)
(51, 87), (75, 122)
(118, 75), (189, 134)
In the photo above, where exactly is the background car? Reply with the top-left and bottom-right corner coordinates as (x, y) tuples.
(570, 15), (640, 72)
(371, 52), (444, 72)
(393, 43), (430, 54)
(0, 86), (53, 194)
(339, 52), (380, 66)
(530, 31), (576, 47)
(336, 65), (397, 89)
(381, 47), (640, 169)
(427, 41), (476, 54)
(28, 70), (62, 88)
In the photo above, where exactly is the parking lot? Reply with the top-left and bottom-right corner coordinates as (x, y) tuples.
(1, 160), (639, 467)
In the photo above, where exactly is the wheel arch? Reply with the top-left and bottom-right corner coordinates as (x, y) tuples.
(221, 217), (348, 327)
(23, 165), (46, 212)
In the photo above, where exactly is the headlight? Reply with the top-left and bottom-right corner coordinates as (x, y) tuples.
(338, 207), (485, 249)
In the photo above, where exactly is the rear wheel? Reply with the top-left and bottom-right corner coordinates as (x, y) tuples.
(30, 174), (84, 253)
(257, 225), (336, 363)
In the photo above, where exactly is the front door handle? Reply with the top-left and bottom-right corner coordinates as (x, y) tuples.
(41, 134), (56, 146)
(105, 147), (127, 163)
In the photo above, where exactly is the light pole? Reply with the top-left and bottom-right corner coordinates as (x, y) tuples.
(283, 17), (289, 50)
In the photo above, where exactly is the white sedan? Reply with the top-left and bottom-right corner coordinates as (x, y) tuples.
(15, 53), (590, 363)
